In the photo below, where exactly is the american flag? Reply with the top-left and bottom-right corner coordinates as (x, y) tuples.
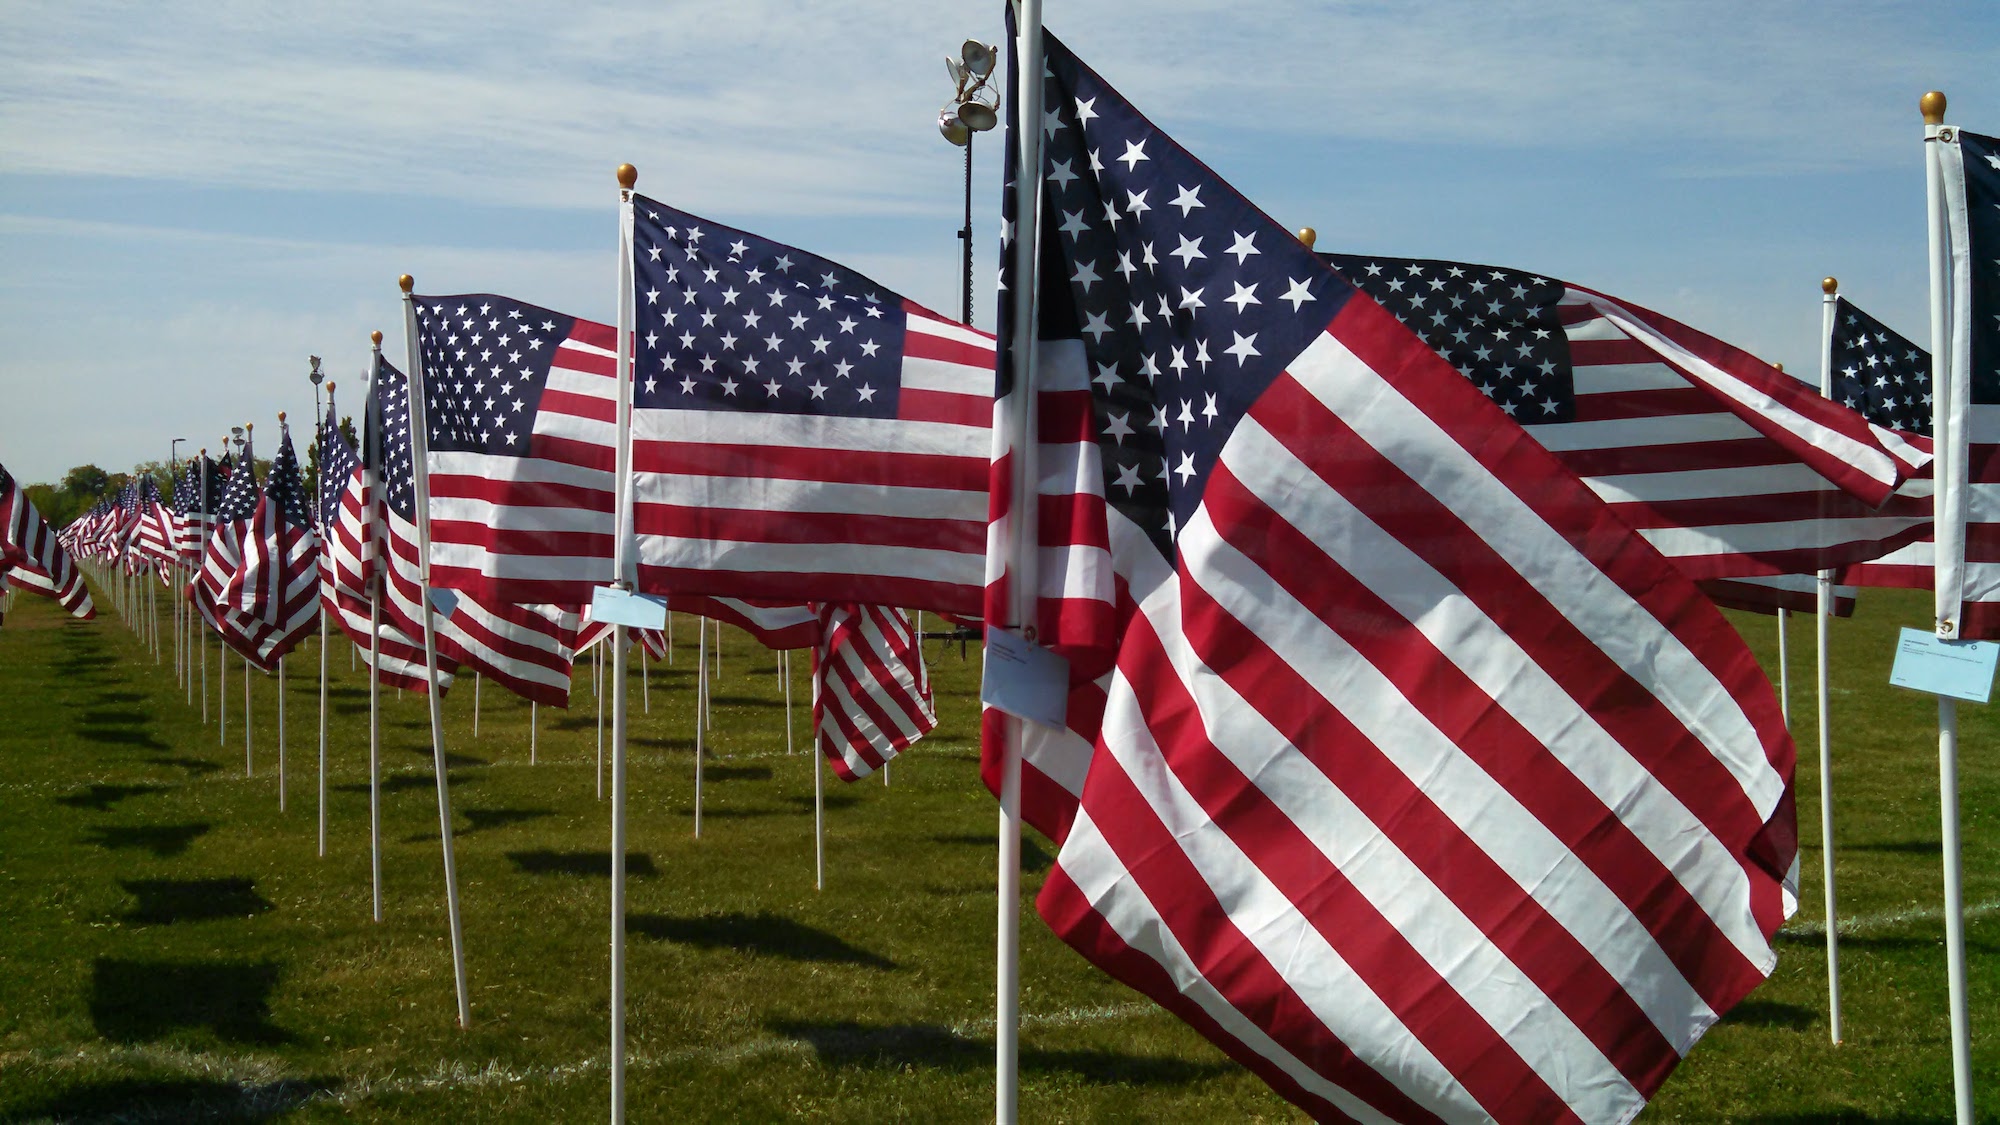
(409, 295), (620, 606)
(190, 427), (320, 670)
(172, 455), (226, 561)
(991, 27), (1799, 1123)
(812, 602), (935, 782)
(1928, 126), (2000, 638)
(130, 476), (179, 573)
(318, 389), (453, 694)
(628, 196), (993, 616)
(375, 357), (581, 706)
(1320, 253), (1934, 580)
(0, 462), (93, 619)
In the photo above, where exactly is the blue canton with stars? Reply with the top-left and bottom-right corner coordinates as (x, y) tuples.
(214, 441), (260, 522)
(370, 360), (422, 524)
(1011, 28), (1350, 558)
(412, 295), (574, 455)
(1961, 130), (2000, 406)
(631, 194), (906, 418)
(1829, 297), (1930, 434)
(318, 390), (360, 533)
(263, 429), (312, 529)
(1320, 253), (1575, 423)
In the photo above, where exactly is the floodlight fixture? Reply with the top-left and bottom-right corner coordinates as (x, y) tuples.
(309, 355), (324, 385)
(961, 40), (996, 78)
(939, 108), (971, 146)
(957, 100), (998, 132)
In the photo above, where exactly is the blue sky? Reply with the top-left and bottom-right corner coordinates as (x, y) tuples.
(2, 0), (1995, 483)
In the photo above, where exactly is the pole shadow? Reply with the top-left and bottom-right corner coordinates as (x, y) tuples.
(766, 1018), (1231, 1086)
(5, 1074), (338, 1124)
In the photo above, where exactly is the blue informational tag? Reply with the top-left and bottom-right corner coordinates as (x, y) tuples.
(1888, 627), (2000, 704)
(426, 587), (459, 617)
(981, 627), (1071, 729)
(590, 585), (669, 629)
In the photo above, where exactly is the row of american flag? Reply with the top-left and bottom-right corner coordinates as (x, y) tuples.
(4, 22), (1994, 1120)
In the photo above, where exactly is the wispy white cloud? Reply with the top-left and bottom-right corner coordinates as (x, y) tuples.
(4, 0), (1992, 216)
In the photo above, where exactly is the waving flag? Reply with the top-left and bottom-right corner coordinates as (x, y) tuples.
(812, 602), (934, 781)
(627, 197), (993, 616)
(172, 456), (225, 560)
(318, 387), (451, 694)
(375, 358), (577, 705)
(991, 26), (1798, 1123)
(1, 463), (93, 619)
(1320, 253), (1932, 580)
(190, 427), (320, 669)
(408, 295), (621, 605)
(130, 477), (178, 572)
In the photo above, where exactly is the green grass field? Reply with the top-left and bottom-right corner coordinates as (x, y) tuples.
(0, 580), (1993, 1123)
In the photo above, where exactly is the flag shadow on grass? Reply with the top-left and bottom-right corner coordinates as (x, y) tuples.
(400, 743), (489, 769)
(1716, 999), (1817, 1031)
(119, 877), (273, 925)
(146, 755), (225, 777)
(55, 783), (167, 812)
(766, 1019), (1231, 1086)
(506, 850), (659, 878)
(701, 765), (772, 783)
(5, 1074), (339, 1124)
(404, 806), (556, 843)
(628, 911), (897, 970)
(333, 773), (479, 797)
(84, 823), (211, 858)
(89, 958), (291, 1045)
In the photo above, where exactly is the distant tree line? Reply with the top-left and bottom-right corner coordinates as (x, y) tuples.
(24, 414), (353, 529)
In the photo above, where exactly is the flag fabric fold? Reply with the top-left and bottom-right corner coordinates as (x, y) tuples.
(990, 25), (1799, 1123)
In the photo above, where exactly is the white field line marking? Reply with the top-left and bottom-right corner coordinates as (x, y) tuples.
(2, 1002), (1162, 1113)
(1782, 896), (2000, 939)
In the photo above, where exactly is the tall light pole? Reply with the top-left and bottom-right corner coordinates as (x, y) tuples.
(939, 39), (999, 325)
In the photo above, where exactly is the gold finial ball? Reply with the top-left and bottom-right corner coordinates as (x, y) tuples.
(1296, 226), (1317, 250)
(1823, 276), (1839, 295)
(370, 330), (383, 346)
(327, 380), (336, 393)
(245, 422), (254, 432)
(1923, 91), (1947, 124)
(277, 411), (286, 423)
(398, 274), (414, 293)
(617, 163), (638, 189)
(1774, 362), (1785, 373)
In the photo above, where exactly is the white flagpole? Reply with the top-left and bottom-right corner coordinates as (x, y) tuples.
(813, 663), (824, 892)
(219, 606), (228, 745)
(1924, 91), (1976, 1125)
(608, 162), (641, 1125)
(1816, 277), (1843, 1044)
(597, 645), (607, 800)
(642, 644), (649, 713)
(278, 654), (287, 812)
(667, 610), (674, 664)
(998, 4), (1046, 1119)
(472, 673), (481, 738)
(244, 650), (252, 776)
(317, 388), (333, 856)
(367, 332), (388, 923)
(694, 616), (706, 839)
(402, 274), (472, 1029)
(530, 701), (538, 764)
(199, 449), (210, 725)
(1775, 608), (1790, 725)
(783, 649), (794, 755)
